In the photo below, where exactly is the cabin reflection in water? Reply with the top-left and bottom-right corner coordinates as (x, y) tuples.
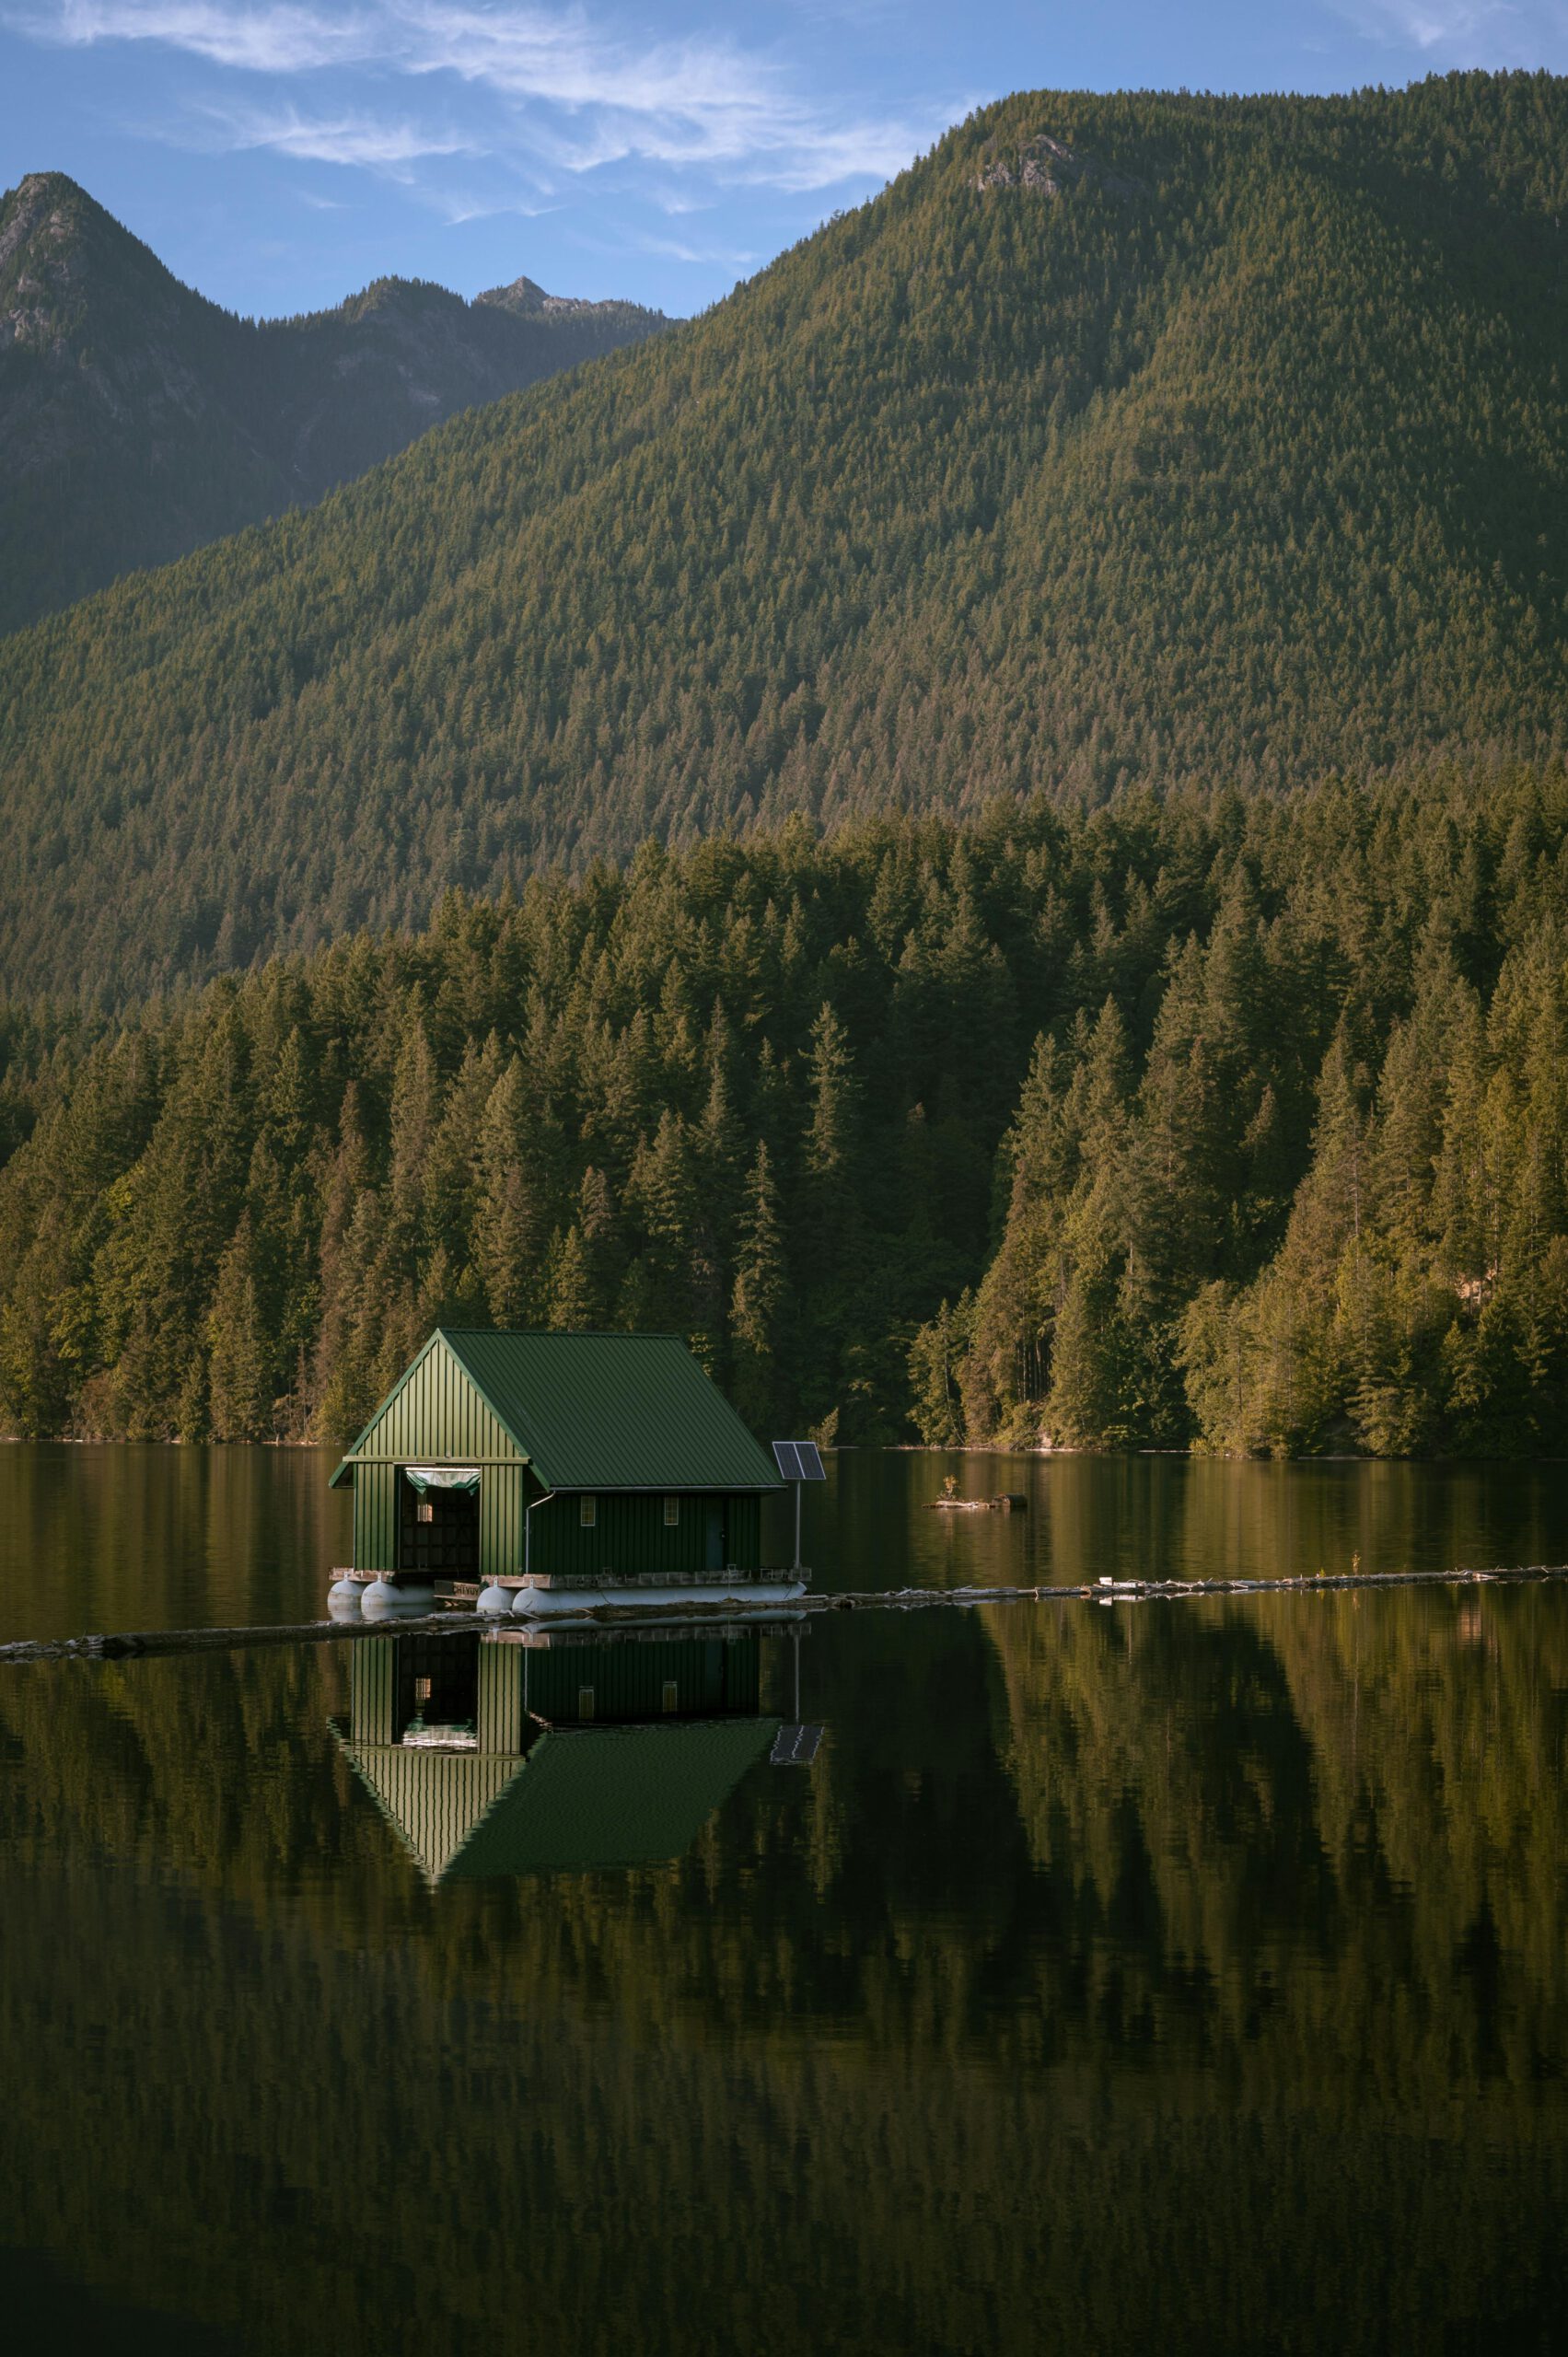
(333, 1628), (782, 1882)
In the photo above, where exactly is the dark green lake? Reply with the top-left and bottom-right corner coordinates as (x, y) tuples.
(3, 1446), (1567, 2354)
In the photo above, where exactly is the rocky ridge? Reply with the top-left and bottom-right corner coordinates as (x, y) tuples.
(0, 172), (669, 633)
(975, 131), (1146, 198)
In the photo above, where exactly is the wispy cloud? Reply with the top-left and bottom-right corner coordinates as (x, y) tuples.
(190, 96), (480, 168)
(10, 0), (947, 194)
(633, 229), (758, 267)
(1336, 0), (1568, 61)
(416, 181), (561, 224)
(28, 0), (377, 71)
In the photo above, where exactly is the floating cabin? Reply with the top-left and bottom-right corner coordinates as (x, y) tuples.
(330, 1329), (791, 1607)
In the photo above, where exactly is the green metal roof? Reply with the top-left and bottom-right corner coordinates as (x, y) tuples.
(332, 1329), (782, 1491)
(336, 1718), (776, 1879)
(442, 1329), (784, 1490)
(448, 1721), (778, 1876)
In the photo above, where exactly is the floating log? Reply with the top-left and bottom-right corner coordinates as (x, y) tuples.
(926, 1492), (1028, 1513)
(2, 1562), (1564, 1666)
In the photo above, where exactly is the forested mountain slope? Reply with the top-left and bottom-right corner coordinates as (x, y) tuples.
(0, 74), (1563, 1003)
(0, 171), (667, 635)
(0, 767), (1562, 1456)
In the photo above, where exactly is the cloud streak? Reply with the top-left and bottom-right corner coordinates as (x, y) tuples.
(32, 0), (377, 71)
(12, 0), (947, 195)
(191, 97), (481, 168)
(1335, 0), (1568, 62)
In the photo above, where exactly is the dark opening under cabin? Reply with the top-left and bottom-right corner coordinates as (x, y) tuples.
(330, 1329), (789, 1604)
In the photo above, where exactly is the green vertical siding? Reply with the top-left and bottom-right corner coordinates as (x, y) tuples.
(477, 1642), (527, 1754)
(522, 1634), (761, 1724)
(351, 1639), (397, 1747)
(531, 1491), (764, 1578)
(340, 1742), (524, 1882)
(368, 1339), (525, 1463)
(728, 1496), (761, 1568)
(353, 1462), (401, 1572)
(346, 1336), (532, 1573)
(481, 1464), (529, 1581)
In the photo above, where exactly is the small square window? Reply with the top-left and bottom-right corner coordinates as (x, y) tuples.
(663, 1496), (679, 1527)
(579, 1495), (597, 1528)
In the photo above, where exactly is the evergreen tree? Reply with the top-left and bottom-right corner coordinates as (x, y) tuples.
(471, 1057), (550, 1327)
(730, 1142), (788, 1428)
(207, 1216), (273, 1443)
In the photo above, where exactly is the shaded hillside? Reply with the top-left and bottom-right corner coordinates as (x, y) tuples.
(0, 75), (1564, 1001)
(0, 171), (668, 635)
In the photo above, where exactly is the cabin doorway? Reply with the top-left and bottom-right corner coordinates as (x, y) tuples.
(398, 1472), (481, 1581)
(704, 1501), (726, 1572)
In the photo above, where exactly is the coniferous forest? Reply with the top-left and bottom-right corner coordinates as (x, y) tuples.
(0, 771), (1563, 1457)
(0, 74), (1564, 1457)
(1, 75), (1565, 1001)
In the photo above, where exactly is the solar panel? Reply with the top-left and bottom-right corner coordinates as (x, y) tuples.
(770, 1724), (823, 1766)
(772, 1440), (827, 1482)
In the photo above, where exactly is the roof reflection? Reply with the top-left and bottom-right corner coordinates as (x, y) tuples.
(332, 1625), (795, 1882)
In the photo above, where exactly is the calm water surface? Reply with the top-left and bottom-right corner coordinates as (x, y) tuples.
(2, 1440), (1566, 1641)
(3, 1447), (1567, 2353)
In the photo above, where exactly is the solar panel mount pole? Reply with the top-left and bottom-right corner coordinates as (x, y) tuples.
(794, 1480), (802, 1573)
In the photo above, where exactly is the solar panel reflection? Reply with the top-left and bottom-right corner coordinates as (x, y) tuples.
(771, 1724), (823, 1766)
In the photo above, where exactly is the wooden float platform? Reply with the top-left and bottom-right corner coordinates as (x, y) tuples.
(6, 1561), (1568, 1666)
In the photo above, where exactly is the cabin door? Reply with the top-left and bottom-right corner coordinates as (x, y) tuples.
(704, 1502), (726, 1572)
(398, 1475), (481, 1580)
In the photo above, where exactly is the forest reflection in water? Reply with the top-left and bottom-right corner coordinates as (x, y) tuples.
(2, 1565), (1567, 2354)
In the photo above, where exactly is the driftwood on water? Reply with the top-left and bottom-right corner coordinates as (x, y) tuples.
(1, 1562), (1566, 1667)
(927, 1491), (1028, 1513)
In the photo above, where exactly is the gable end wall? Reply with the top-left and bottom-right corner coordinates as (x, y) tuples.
(351, 1341), (530, 1574)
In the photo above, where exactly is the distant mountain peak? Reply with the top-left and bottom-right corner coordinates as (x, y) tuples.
(477, 273), (552, 313)
(476, 272), (667, 326)
(1, 169), (194, 357)
(0, 170), (671, 633)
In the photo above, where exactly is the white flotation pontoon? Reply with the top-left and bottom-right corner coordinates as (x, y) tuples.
(508, 1576), (807, 1621)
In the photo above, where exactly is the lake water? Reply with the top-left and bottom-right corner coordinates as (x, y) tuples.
(3, 1446), (1568, 2353)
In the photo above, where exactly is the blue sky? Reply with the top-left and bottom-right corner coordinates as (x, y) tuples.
(4, 2), (1566, 318)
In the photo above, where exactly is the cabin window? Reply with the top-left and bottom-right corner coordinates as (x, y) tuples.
(415, 1500), (435, 1524)
(663, 1496), (679, 1527)
(579, 1495), (597, 1528)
